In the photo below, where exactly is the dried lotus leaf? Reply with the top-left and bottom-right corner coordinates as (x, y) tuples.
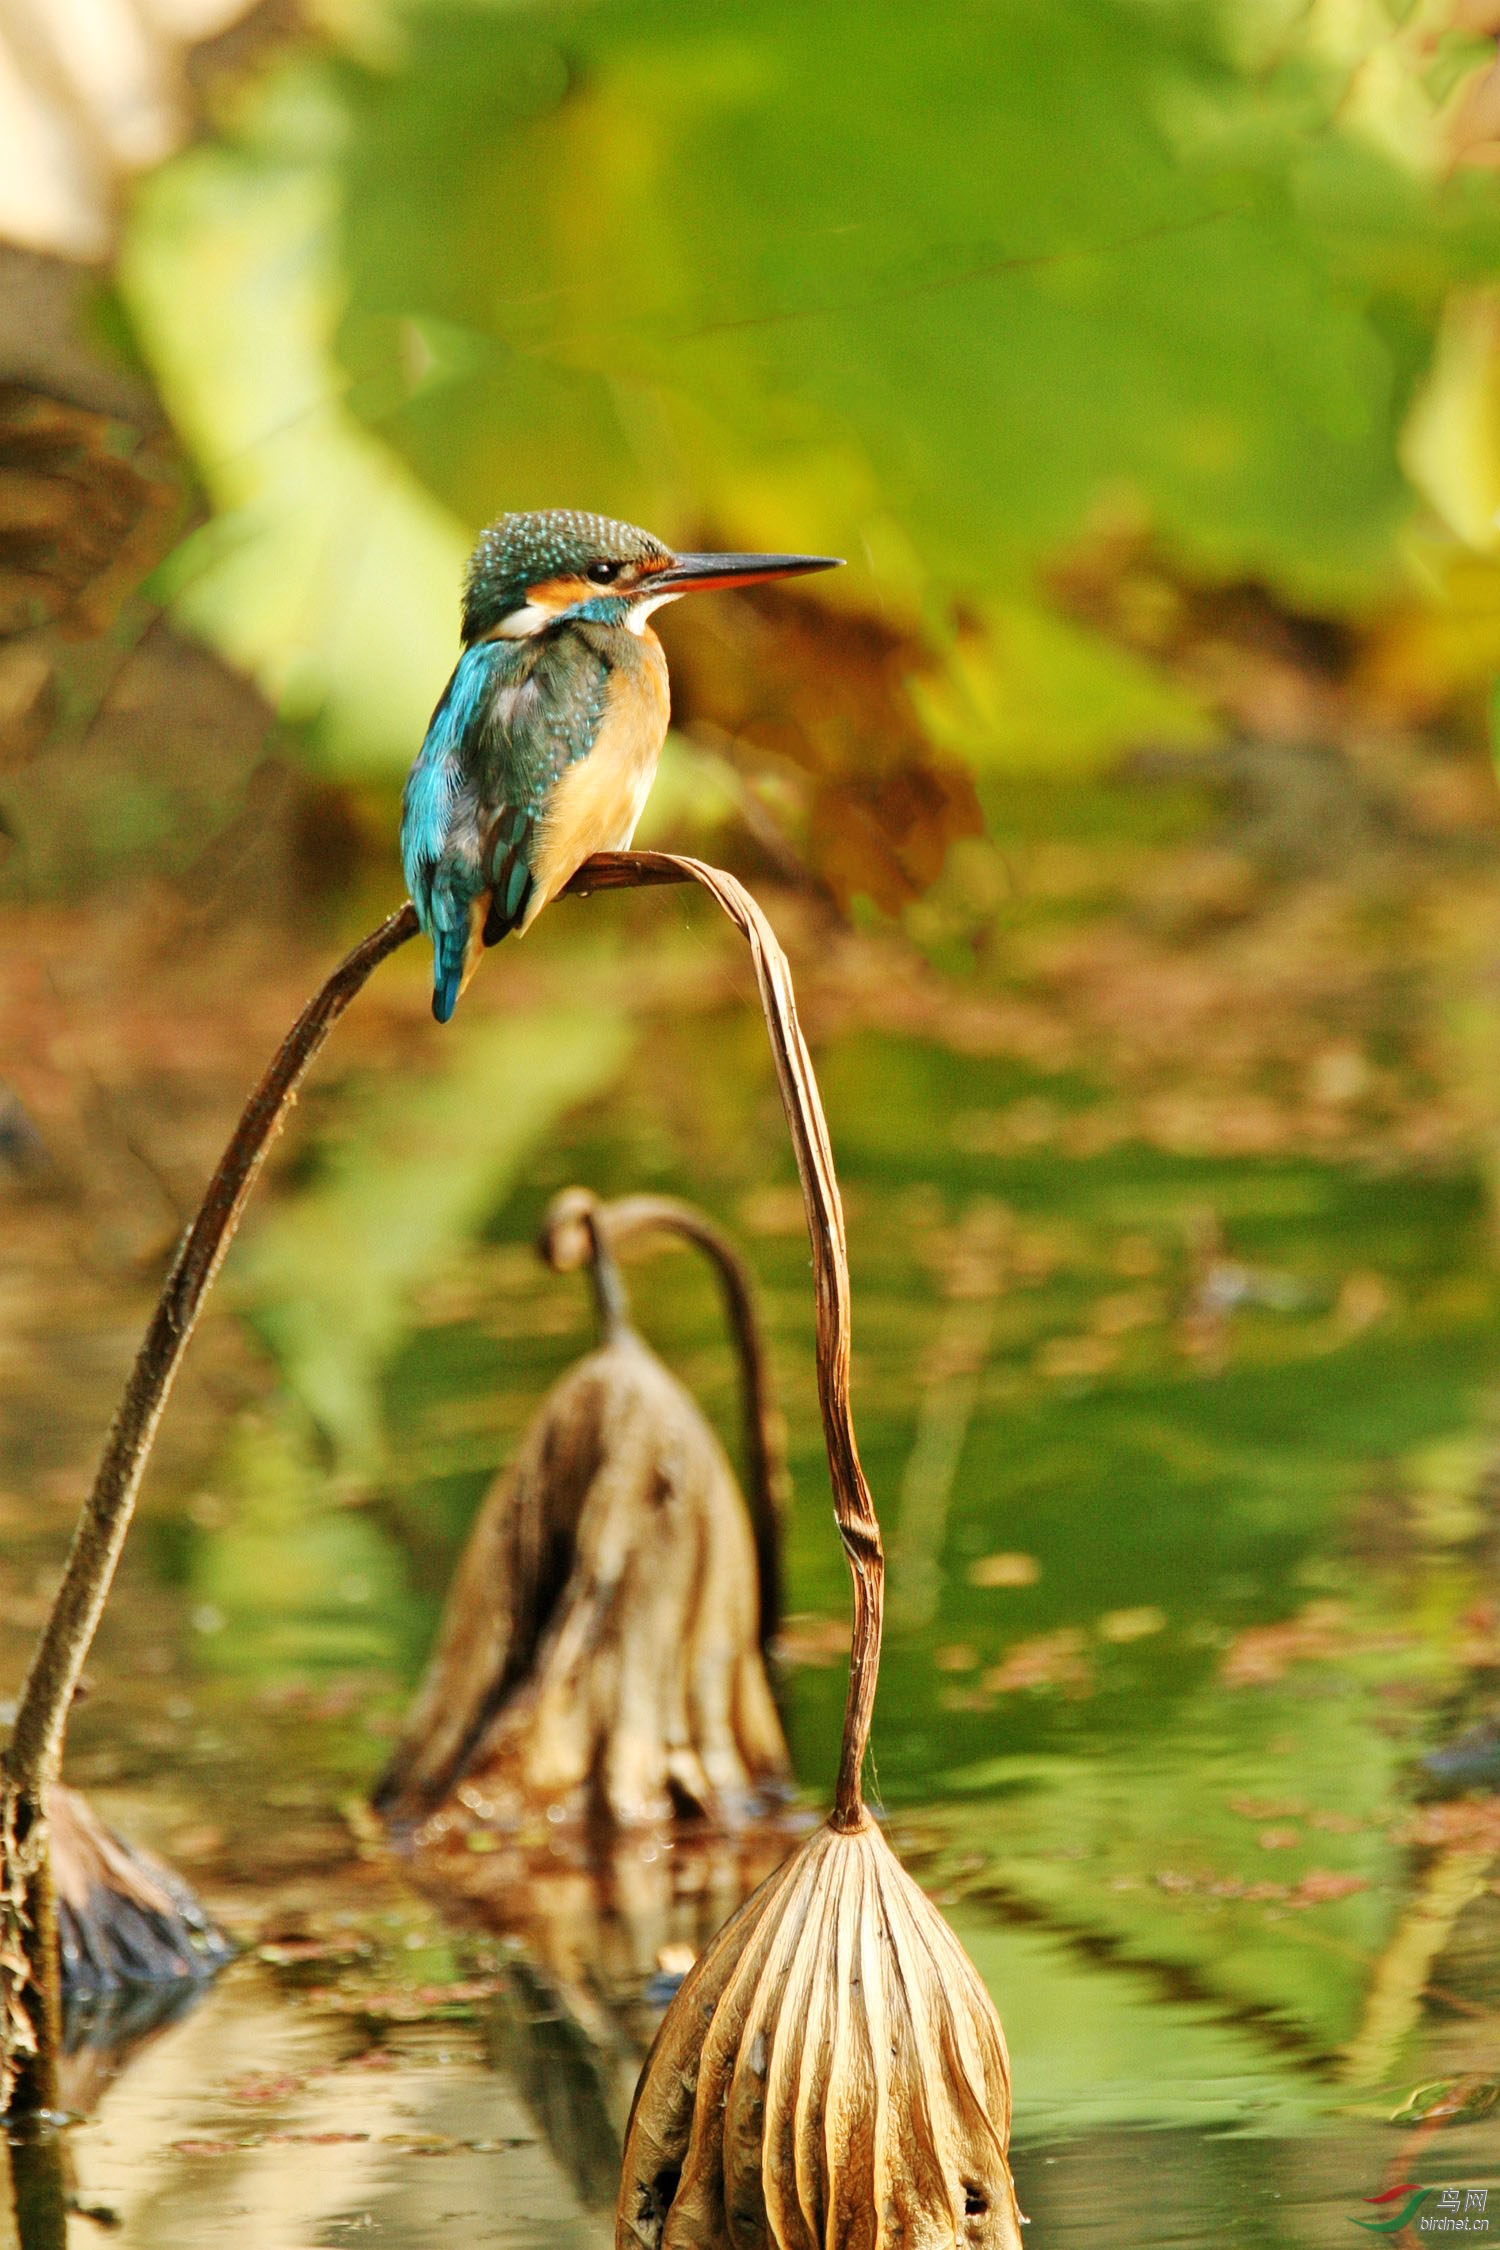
(375, 1333), (790, 1832)
(617, 1814), (1023, 2250)
(378, 1182), (791, 1834)
(50, 1785), (229, 1998)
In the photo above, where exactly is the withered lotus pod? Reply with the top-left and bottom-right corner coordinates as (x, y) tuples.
(617, 1811), (1023, 2249)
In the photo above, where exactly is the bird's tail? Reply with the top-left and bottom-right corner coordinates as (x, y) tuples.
(431, 897), (487, 1024)
(432, 927), (465, 1024)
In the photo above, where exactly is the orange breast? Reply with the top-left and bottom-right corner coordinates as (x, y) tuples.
(524, 632), (671, 924)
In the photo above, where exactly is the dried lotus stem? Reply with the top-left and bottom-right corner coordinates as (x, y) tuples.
(563, 859), (1025, 2249)
(1, 904), (419, 2111)
(541, 1185), (789, 1643)
(539, 1185), (635, 1344)
(563, 852), (881, 1824)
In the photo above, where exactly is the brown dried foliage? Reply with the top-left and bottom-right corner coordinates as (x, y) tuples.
(576, 861), (1021, 2250)
(0, 385), (177, 641)
(48, 1785), (227, 1994)
(562, 1191), (791, 1645)
(377, 1179), (796, 1827)
(374, 1200), (791, 1830)
(667, 585), (982, 912)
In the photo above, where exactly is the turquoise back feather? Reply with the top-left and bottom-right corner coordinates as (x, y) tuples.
(400, 620), (621, 1020)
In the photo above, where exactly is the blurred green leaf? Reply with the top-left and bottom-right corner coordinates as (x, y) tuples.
(119, 67), (470, 776)
(192, 1410), (419, 1677)
(333, 0), (1443, 595)
(119, 0), (1500, 806)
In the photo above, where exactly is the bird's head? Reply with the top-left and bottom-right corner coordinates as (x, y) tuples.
(462, 509), (841, 643)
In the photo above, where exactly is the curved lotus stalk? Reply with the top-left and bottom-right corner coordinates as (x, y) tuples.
(373, 1184), (790, 1834)
(566, 855), (882, 1822)
(566, 859), (1024, 2250)
(2, 906), (417, 2113)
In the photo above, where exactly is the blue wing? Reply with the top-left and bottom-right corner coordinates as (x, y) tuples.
(401, 643), (503, 1021)
(400, 634), (608, 1021)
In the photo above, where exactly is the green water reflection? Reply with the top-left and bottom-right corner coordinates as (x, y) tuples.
(82, 1006), (1489, 2237)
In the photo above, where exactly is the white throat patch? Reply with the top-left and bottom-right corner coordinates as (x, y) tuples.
(625, 590), (681, 635)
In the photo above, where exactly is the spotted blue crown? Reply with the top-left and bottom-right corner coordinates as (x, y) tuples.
(462, 510), (670, 642)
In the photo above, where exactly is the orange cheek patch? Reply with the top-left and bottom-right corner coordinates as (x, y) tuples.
(524, 576), (595, 611)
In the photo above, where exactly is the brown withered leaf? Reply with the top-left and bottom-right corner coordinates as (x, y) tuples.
(49, 1783), (230, 1994)
(616, 1813), (1023, 2250)
(982, 1628), (1094, 1698)
(1045, 518), (1357, 684)
(665, 578), (982, 912)
(0, 385), (178, 641)
(374, 1188), (790, 1835)
(373, 1329), (790, 1833)
(1217, 1600), (1352, 1688)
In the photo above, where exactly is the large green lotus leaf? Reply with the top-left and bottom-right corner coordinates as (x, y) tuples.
(118, 0), (1500, 790)
(332, 0), (1500, 601)
(119, 39), (1208, 783)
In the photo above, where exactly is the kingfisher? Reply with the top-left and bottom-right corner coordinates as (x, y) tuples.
(401, 508), (842, 1021)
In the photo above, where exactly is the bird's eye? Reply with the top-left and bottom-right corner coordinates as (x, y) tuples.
(585, 560), (620, 585)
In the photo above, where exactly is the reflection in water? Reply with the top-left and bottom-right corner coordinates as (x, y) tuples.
(4, 2134), (68, 2250)
(488, 1960), (622, 2216)
(10, 1021), (1491, 2244)
(60, 1973), (215, 2124)
(5, 1846), (1489, 2250)
(0, 1795), (232, 2249)
(412, 1821), (798, 2208)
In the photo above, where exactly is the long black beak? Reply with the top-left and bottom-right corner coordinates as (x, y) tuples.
(652, 550), (843, 594)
